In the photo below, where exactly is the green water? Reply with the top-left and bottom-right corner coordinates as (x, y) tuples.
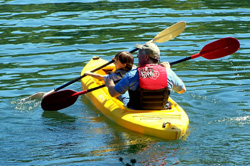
(0, 0), (249, 165)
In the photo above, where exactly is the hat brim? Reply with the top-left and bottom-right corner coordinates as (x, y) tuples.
(135, 43), (144, 49)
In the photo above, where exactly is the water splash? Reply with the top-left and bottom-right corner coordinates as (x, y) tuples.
(190, 93), (221, 104)
(11, 98), (41, 112)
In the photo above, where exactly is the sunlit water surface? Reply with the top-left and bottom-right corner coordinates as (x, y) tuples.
(0, 0), (249, 165)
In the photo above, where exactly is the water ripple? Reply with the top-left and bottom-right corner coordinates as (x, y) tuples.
(0, 0), (250, 165)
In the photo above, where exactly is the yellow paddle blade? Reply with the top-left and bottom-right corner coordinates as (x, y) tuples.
(152, 21), (186, 43)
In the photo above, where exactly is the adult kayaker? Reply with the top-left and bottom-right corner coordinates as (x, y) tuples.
(104, 42), (186, 110)
(85, 51), (134, 105)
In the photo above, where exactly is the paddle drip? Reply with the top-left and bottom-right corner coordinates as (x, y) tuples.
(11, 98), (41, 112)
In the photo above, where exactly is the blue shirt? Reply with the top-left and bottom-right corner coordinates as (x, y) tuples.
(115, 67), (185, 94)
(104, 69), (130, 105)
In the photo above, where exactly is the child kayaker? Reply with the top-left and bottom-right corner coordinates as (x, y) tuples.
(84, 51), (134, 105)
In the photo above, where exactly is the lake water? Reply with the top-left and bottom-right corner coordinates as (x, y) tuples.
(0, 0), (249, 165)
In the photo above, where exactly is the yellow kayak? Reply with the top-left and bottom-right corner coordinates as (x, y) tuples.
(80, 56), (189, 140)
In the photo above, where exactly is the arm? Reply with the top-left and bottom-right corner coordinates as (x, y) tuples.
(84, 71), (104, 80)
(172, 71), (186, 94)
(176, 81), (186, 94)
(162, 62), (186, 94)
(104, 76), (122, 97)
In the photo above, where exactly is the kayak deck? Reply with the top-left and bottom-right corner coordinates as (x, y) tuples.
(80, 57), (189, 140)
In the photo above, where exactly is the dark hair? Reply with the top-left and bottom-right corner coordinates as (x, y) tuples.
(114, 51), (134, 71)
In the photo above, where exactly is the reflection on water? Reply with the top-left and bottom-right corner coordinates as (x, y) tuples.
(42, 111), (76, 122)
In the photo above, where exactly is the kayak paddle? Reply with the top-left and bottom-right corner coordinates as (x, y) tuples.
(24, 21), (186, 101)
(170, 37), (240, 65)
(41, 37), (240, 111)
(41, 84), (106, 111)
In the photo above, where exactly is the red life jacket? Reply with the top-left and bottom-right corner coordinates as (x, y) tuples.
(128, 64), (170, 110)
(138, 64), (168, 90)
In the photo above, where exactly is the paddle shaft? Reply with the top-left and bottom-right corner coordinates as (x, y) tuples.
(72, 84), (106, 96)
(170, 56), (192, 66)
(72, 79), (121, 96)
(169, 53), (201, 65)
